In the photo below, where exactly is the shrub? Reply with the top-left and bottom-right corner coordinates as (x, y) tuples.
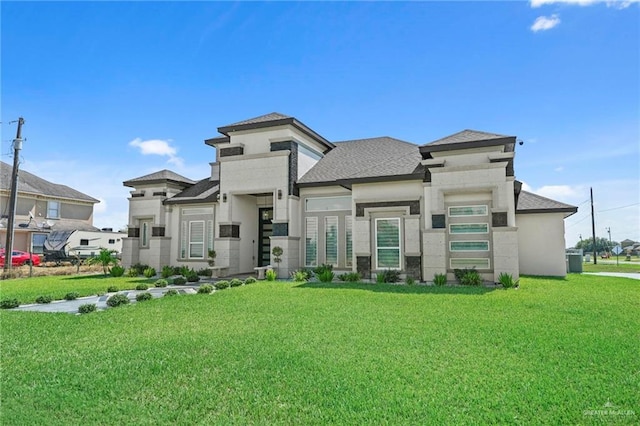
(136, 292), (153, 302)
(0, 298), (20, 309)
(433, 273), (447, 286)
(230, 278), (243, 287)
(161, 265), (174, 279)
(78, 303), (97, 314)
(318, 269), (335, 283)
(455, 268), (483, 286)
(143, 267), (156, 278)
(198, 284), (214, 294)
(265, 269), (277, 281)
(110, 265), (125, 277)
(154, 279), (168, 288)
(376, 273), (386, 284)
(405, 276), (416, 286)
(244, 277), (257, 285)
(127, 268), (139, 277)
(172, 276), (187, 285)
(106, 293), (130, 307)
(498, 272), (519, 289)
(107, 285), (119, 293)
(164, 289), (179, 297)
(186, 272), (200, 283)
(291, 270), (309, 282)
(378, 269), (401, 283)
(214, 280), (230, 290)
(338, 272), (361, 282)
(135, 283), (149, 291)
(35, 295), (53, 304)
(197, 268), (213, 277)
(179, 266), (191, 277)
(314, 264), (333, 276)
(131, 263), (149, 276)
(64, 292), (80, 301)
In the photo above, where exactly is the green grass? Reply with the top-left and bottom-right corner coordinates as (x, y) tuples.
(582, 261), (640, 273)
(2, 276), (639, 424)
(0, 275), (154, 304)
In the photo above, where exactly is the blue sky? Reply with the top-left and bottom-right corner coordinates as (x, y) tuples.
(1, 1), (638, 247)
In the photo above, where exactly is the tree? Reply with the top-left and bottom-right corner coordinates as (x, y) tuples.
(272, 246), (283, 277)
(86, 248), (119, 275)
(574, 237), (618, 254)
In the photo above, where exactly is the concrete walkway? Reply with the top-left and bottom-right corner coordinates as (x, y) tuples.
(12, 286), (199, 314)
(582, 272), (640, 280)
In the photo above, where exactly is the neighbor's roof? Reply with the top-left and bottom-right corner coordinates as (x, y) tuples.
(0, 161), (98, 203)
(298, 137), (424, 186)
(420, 129), (515, 156)
(123, 170), (196, 188)
(516, 191), (577, 215)
(216, 112), (335, 151)
(164, 178), (219, 205)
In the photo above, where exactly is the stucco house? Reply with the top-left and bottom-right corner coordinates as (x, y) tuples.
(0, 161), (123, 256)
(122, 112), (577, 281)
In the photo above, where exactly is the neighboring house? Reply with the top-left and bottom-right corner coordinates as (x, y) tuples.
(0, 161), (122, 256)
(122, 112), (577, 281)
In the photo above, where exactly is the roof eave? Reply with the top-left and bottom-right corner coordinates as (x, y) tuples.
(420, 136), (516, 157)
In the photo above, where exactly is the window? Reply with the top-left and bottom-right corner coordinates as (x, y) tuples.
(449, 223), (489, 234)
(80, 239), (89, 246)
(305, 217), (318, 267)
(189, 221), (205, 259)
(207, 220), (214, 252)
(448, 205), (488, 217)
(345, 216), (353, 267)
(450, 241), (490, 251)
(305, 196), (351, 212)
(31, 234), (47, 254)
(108, 239), (115, 244)
(375, 218), (401, 269)
(180, 221), (187, 259)
(325, 216), (338, 266)
(141, 221), (150, 248)
(47, 201), (60, 218)
(450, 258), (490, 269)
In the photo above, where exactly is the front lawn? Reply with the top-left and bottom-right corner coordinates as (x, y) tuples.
(582, 261), (640, 273)
(1, 275), (638, 424)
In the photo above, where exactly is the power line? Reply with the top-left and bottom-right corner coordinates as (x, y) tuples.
(598, 203), (639, 213)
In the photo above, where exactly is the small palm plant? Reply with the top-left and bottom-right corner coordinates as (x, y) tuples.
(86, 248), (119, 276)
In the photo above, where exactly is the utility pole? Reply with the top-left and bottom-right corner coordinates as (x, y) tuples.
(590, 187), (597, 265)
(606, 227), (612, 255)
(3, 117), (25, 273)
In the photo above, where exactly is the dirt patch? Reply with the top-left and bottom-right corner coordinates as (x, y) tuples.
(1, 263), (105, 280)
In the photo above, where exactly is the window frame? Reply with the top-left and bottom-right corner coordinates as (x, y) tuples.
(188, 220), (205, 259)
(448, 205), (488, 217)
(449, 223), (489, 234)
(324, 216), (339, 267)
(305, 217), (318, 267)
(375, 217), (402, 270)
(345, 215), (353, 267)
(47, 201), (60, 219)
(305, 196), (351, 212)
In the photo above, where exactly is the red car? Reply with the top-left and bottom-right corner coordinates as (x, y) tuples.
(0, 250), (41, 267)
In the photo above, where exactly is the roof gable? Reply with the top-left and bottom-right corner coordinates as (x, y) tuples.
(0, 161), (98, 203)
(123, 170), (195, 188)
(516, 190), (577, 216)
(164, 178), (219, 205)
(420, 129), (516, 158)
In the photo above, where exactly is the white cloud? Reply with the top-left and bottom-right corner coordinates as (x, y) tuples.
(129, 137), (183, 166)
(536, 184), (581, 200)
(530, 0), (638, 8)
(531, 14), (561, 32)
(554, 166), (564, 172)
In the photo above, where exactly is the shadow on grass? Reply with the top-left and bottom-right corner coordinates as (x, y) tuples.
(61, 275), (155, 283)
(522, 275), (568, 281)
(294, 281), (498, 295)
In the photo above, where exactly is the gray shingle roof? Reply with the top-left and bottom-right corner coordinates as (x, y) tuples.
(223, 112), (292, 127)
(426, 129), (511, 146)
(0, 161), (98, 203)
(298, 137), (424, 185)
(165, 178), (219, 205)
(516, 191), (577, 215)
(420, 129), (516, 157)
(123, 170), (195, 188)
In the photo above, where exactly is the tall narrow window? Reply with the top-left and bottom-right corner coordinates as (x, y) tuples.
(305, 217), (318, 267)
(47, 201), (60, 219)
(141, 221), (150, 248)
(345, 216), (353, 267)
(207, 220), (214, 251)
(325, 216), (338, 266)
(189, 221), (205, 259)
(180, 221), (187, 259)
(376, 218), (401, 269)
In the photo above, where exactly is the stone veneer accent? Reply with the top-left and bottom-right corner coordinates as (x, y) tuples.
(404, 256), (421, 280)
(219, 146), (244, 157)
(270, 141), (299, 197)
(356, 256), (371, 279)
(356, 200), (420, 217)
(272, 223), (289, 237)
(152, 226), (165, 237)
(492, 212), (508, 227)
(432, 214), (446, 229)
(128, 227), (140, 237)
(219, 224), (240, 238)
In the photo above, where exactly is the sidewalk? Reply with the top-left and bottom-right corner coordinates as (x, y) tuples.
(582, 272), (640, 280)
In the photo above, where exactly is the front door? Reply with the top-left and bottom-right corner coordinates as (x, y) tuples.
(258, 208), (273, 267)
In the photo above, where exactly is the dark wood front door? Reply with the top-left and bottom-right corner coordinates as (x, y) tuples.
(258, 208), (273, 267)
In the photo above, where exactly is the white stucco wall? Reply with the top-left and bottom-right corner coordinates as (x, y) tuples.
(517, 212), (568, 276)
